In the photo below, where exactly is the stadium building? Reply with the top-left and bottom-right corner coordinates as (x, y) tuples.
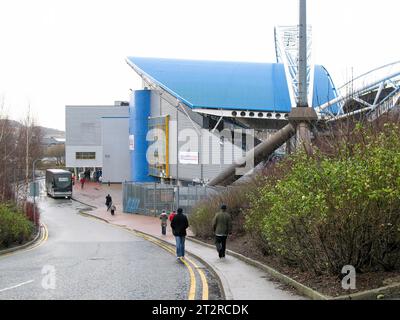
(65, 57), (338, 184)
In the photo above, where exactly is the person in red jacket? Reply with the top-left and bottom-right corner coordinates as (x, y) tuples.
(168, 210), (176, 222)
(80, 177), (85, 189)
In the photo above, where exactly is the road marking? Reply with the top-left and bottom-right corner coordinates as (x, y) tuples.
(0, 224), (48, 259)
(23, 223), (48, 252)
(119, 229), (198, 300)
(113, 226), (201, 300)
(144, 238), (197, 300)
(78, 213), (210, 300)
(179, 257), (197, 300)
(185, 257), (209, 300)
(0, 280), (34, 293)
(146, 240), (197, 300)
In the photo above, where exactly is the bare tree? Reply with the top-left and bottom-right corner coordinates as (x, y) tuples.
(45, 144), (65, 166)
(0, 105), (43, 203)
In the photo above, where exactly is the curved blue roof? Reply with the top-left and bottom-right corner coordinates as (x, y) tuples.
(127, 57), (338, 114)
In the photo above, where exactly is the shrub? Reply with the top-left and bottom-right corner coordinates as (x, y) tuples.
(246, 122), (400, 275)
(0, 203), (34, 248)
(189, 182), (258, 239)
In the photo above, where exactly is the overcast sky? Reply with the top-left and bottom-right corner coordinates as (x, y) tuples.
(0, 0), (399, 130)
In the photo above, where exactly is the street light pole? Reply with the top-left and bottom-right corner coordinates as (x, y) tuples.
(32, 158), (42, 228)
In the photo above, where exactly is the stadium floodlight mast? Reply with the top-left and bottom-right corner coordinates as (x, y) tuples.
(209, 0), (318, 186)
(298, 0), (308, 108)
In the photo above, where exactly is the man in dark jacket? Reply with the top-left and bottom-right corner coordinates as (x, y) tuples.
(170, 208), (189, 259)
(105, 194), (112, 211)
(212, 204), (232, 258)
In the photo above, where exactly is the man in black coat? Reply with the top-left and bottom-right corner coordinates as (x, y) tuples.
(105, 194), (112, 211)
(170, 208), (189, 259)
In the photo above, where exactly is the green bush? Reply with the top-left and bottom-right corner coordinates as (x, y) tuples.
(189, 182), (256, 239)
(246, 123), (400, 275)
(0, 203), (34, 248)
(189, 205), (216, 239)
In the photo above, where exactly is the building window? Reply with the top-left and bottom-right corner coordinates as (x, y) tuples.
(76, 152), (96, 160)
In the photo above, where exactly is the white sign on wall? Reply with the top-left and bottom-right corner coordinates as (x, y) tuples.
(129, 135), (134, 151)
(179, 151), (199, 165)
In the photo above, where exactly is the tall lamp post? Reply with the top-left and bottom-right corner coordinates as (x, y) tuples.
(32, 158), (43, 228)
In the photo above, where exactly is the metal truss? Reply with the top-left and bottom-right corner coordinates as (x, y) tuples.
(317, 61), (400, 122)
(274, 25), (314, 108)
(192, 108), (289, 121)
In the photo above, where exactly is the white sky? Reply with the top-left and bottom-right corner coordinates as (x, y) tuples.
(0, 0), (399, 130)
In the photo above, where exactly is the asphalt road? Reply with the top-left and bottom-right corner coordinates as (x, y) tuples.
(0, 193), (219, 300)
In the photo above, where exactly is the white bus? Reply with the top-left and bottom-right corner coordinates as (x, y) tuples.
(46, 169), (73, 198)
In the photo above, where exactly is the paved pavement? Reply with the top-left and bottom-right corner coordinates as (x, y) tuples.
(72, 182), (305, 300)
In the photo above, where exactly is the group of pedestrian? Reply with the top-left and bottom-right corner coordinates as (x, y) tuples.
(159, 209), (188, 260)
(73, 170), (104, 189)
(159, 204), (232, 260)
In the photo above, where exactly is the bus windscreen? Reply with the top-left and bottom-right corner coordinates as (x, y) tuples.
(55, 175), (72, 188)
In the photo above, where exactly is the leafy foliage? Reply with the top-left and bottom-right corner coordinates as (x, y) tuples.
(191, 118), (400, 276)
(246, 122), (400, 275)
(189, 182), (257, 239)
(0, 203), (34, 248)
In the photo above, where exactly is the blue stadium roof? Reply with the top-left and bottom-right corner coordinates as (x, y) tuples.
(127, 57), (338, 114)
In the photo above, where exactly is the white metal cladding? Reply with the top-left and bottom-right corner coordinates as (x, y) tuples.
(101, 117), (131, 183)
(65, 145), (103, 168)
(66, 106), (129, 145)
(65, 105), (129, 169)
(149, 90), (246, 183)
(150, 90), (161, 117)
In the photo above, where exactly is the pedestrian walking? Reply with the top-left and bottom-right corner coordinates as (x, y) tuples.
(168, 210), (176, 222)
(105, 194), (112, 211)
(110, 204), (116, 216)
(170, 208), (189, 259)
(159, 210), (168, 235)
(80, 177), (85, 189)
(212, 204), (232, 259)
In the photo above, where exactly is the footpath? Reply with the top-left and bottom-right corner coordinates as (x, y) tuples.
(72, 182), (304, 300)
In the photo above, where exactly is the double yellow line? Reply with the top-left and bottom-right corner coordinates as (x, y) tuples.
(78, 211), (210, 300)
(114, 226), (209, 300)
(0, 223), (48, 259)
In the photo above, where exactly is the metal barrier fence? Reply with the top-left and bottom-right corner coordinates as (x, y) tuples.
(123, 182), (224, 216)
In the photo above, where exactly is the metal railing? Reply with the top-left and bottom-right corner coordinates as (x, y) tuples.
(123, 182), (223, 216)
